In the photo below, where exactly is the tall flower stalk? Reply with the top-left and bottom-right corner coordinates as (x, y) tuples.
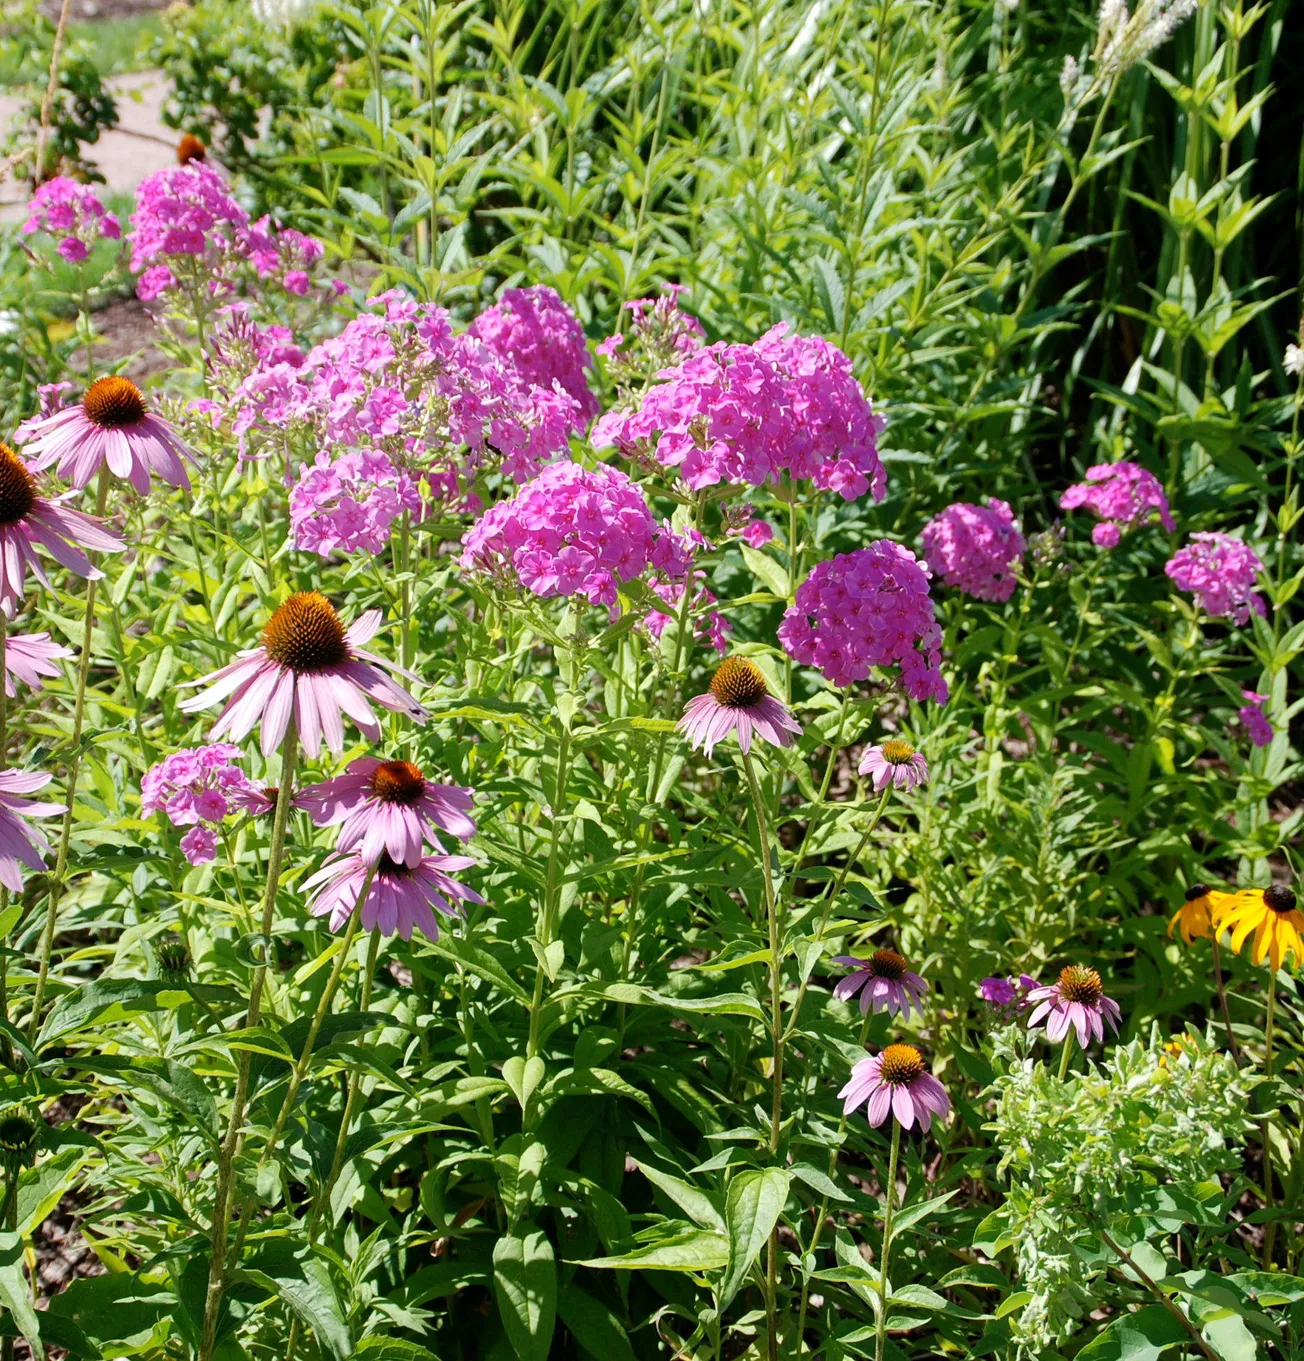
(740, 748), (785, 1361)
(27, 466), (110, 1042)
(199, 732), (299, 1361)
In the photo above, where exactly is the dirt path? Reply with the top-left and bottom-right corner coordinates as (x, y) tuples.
(0, 69), (178, 221)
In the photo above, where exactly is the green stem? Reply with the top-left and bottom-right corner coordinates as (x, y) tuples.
(227, 869), (375, 1266)
(1210, 934), (1239, 1064)
(1057, 1028), (1076, 1080)
(741, 749), (783, 1361)
(1099, 1228), (1220, 1361)
(199, 730), (299, 1361)
(1260, 966), (1277, 1267)
(783, 787), (892, 1045)
(527, 721), (573, 1063)
(794, 1010), (873, 1353)
(312, 925), (383, 1235)
(27, 467), (111, 1043)
(874, 1120), (902, 1361)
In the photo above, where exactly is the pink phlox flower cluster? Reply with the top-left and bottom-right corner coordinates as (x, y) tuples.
(242, 292), (576, 488)
(1164, 532), (1265, 625)
(290, 448), (422, 557)
(779, 542), (948, 703)
(460, 460), (688, 608)
(129, 162), (250, 302)
(1060, 461), (1174, 547)
(1238, 689), (1273, 747)
(244, 214), (326, 295)
(141, 744), (261, 862)
(644, 571), (733, 655)
(920, 499), (1025, 602)
(467, 285), (598, 425)
(593, 323), (884, 501)
(22, 177), (120, 264)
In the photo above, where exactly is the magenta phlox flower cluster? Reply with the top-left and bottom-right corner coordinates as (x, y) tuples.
(779, 542), (948, 702)
(22, 177), (120, 264)
(1238, 689), (1273, 747)
(141, 743), (263, 863)
(129, 162), (250, 301)
(920, 499), (1025, 602)
(290, 448), (422, 557)
(644, 571), (733, 654)
(460, 460), (689, 608)
(593, 324), (885, 501)
(244, 214), (326, 296)
(1060, 461), (1174, 546)
(1164, 532), (1265, 624)
(227, 292), (576, 495)
(467, 285), (598, 425)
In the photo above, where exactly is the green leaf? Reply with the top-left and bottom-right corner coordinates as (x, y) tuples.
(556, 1285), (637, 1361)
(36, 980), (176, 1049)
(502, 1056), (546, 1114)
(633, 1161), (726, 1233)
(16, 1146), (91, 1238)
(789, 1162), (851, 1203)
(719, 1168), (789, 1309)
(0, 1232), (42, 1359)
(493, 1226), (556, 1361)
(740, 545), (791, 600)
(1077, 1306), (1187, 1360)
(571, 1229), (729, 1272)
(45, 1271), (172, 1351)
(352, 1339), (439, 1361)
(239, 1244), (351, 1361)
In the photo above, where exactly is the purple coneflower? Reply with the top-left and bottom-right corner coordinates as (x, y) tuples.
(303, 849), (483, 941)
(0, 442), (122, 617)
(297, 756), (476, 866)
(858, 739), (929, 792)
(0, 770), (65, 891)
(832, 948), (928, 1019)
(4, 632), (73, 697)
(19, 376), (193, 494)
(678, 656), (801, 757)
(179, 592), (428, 758)
(1026, 965), (1121, 1047)
(838, 1043), (950, 1131)
(979, 973), (1037, 1006)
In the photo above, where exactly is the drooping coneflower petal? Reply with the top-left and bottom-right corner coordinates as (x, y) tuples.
(678, 656), (801, 758)
(180, 593), (428, 758)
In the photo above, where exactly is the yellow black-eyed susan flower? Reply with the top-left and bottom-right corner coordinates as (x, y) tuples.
(1212, 885), (1304, 972)
(1168, 883), (1216, 947)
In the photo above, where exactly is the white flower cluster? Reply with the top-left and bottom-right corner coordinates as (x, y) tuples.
(983, 1028), (1256, 1355)
(1062, 0), (1203, 112)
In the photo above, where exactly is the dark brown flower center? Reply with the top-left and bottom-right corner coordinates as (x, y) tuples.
(1185, 883), (1210, 902)
(177, 133), (207, 165)
(369, 760), (426, 805)
(261, 592), (349, 672)
(881, 739), (914, 764)
(868, 948), (908, 981)
(1057, 965), (1103, 1006)
(1265, 885), (1297, 916)
(0, 444), (37, 526)
(0, 1112), (37, 1154)
(83, 376), (147, 429)
(376, 851), (412, 878)
(708, 657), (768, 708)
(879, 1043), (924, 1086)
